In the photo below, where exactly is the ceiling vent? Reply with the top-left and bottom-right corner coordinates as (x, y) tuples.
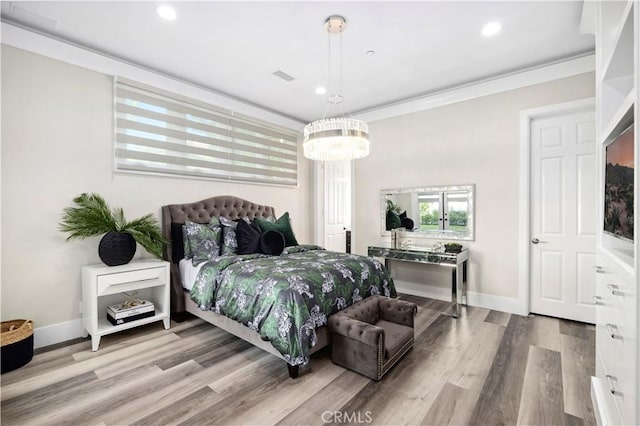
(272, 70), (295, 82)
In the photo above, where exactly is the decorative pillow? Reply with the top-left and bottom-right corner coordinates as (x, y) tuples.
(260, 230), (285, 255)
(219, 217), (249, 256)
(401, 217), (415, 230)
(255, 212), (299, 247)
(182, 225), (192, 259)
(386, 210), (402, 230)
(185, 217), (222, 265)
(236, 219), (262, 255)
(170, 223), (186, 263)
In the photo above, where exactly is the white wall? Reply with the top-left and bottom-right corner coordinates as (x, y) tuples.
(1, 46), (313, 340)
(354, 72), (595, 312)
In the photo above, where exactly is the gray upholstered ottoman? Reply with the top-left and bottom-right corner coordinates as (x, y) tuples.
(328, 295), (417, 380)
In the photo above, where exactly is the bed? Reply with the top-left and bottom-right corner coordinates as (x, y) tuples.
(162, 195), (395, 378)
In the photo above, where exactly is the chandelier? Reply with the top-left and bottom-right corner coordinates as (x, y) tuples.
(303, 16), (370, 161)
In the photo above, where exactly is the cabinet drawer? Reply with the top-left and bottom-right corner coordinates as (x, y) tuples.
(594, 252), (637, 425)
(595, 349), (624, 426)
(597, 344), (634, 426)
(97, 266), (167, 295)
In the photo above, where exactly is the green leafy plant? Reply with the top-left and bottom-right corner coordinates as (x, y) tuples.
(60, 193), (168, 259)
(386, 199), (402, 213)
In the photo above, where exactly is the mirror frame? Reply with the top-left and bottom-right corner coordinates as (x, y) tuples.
(380, 184), (476, 241)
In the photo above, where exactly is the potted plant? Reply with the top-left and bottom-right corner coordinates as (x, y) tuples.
(60, 193), (168, 266)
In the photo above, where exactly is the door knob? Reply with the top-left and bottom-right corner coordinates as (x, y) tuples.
(531, 238), (548, 244)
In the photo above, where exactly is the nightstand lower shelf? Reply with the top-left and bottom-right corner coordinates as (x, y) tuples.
(83, 314), (170, 351)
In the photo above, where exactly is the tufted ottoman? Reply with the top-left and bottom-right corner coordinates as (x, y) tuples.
(328, 295), (417, 381)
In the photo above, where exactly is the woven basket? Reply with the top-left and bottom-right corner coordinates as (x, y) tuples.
(1, 320), (33, 346)
(1, 320), (34, 374)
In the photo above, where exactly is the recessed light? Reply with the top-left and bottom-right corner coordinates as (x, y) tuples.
(366, 50), (375, 56)
(156, 5), (176, 21)
(315, 87), (327, 95)
(482, 21), (501, 37)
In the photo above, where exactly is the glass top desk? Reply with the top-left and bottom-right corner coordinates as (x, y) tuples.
(367, 246), (468, 318)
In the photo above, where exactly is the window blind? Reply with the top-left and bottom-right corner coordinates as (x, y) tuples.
(114, 78), (299, 186)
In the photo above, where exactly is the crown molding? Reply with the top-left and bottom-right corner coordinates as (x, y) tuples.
(353, 54), (595, 123)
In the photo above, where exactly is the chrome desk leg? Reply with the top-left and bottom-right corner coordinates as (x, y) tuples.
(451, 268), (459, 318)
(451, 261), (465, 318)
(462, 260), (468, 306)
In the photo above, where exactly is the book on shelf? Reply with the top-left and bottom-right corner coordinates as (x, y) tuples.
(107, 299), (155, 321)
(107, 310), (155, 326)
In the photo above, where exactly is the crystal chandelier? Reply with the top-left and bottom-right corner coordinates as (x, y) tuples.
(303, 16), (370, 161)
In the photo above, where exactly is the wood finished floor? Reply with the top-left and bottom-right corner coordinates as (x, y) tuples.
(1, 295), (596, 426)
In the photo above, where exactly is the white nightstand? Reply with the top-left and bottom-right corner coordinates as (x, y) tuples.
(82, 259), (170, 351)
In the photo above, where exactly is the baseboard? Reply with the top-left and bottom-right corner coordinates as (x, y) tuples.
(467, 291), (527, 316)
(33, 318), (83, 349)
(394, 280), (526, 316)
(396, 280), (451, 302)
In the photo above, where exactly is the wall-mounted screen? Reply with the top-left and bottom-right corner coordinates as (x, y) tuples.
(604, 124), (634, 242)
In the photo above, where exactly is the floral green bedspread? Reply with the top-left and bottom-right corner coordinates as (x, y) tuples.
(190, 245), (395, 366)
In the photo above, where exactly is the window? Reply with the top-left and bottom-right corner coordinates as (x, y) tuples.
(418, 192), (441, 230)
(114, 78), (299, 186)
(418, 191), (468, 232)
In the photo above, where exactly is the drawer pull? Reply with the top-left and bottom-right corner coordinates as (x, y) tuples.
(605, 323), (621, 339)
(605, 375), (622, 396)
(607, 284), (624, 296)
(594, 265), (606, 274)
(593, 295), (604, 305)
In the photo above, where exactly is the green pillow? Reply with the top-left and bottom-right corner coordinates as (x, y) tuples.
(386, 210), (402, 230)
(255, 212), (299, 247)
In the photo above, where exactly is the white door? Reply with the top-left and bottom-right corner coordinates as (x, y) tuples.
(530, 109), (596, 323)
(323, 160), (351, 252)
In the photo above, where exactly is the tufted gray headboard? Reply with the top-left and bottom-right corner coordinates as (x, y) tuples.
(162, 195), (276, 313)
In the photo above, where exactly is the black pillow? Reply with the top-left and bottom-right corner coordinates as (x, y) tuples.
(399, 211), (407, 219)
(260, 230), (285, 255)
(401, 217), (415, 230)
(237, 219), (262, 254)
(170, 223), (185, 263)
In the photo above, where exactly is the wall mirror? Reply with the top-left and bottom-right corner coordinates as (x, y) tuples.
(381, 184), (475, 241)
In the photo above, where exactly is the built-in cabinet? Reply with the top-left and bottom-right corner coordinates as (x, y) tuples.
(591, 1), (639, 425)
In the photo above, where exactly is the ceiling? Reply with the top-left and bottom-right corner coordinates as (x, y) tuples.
(1, 1), (594, 124)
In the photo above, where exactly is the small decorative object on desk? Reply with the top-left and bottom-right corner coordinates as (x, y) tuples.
(107, 294), (155, 326)
(445, 243), (463, 253)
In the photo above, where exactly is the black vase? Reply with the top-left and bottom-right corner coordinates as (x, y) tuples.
(98, 231), (136, 266)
